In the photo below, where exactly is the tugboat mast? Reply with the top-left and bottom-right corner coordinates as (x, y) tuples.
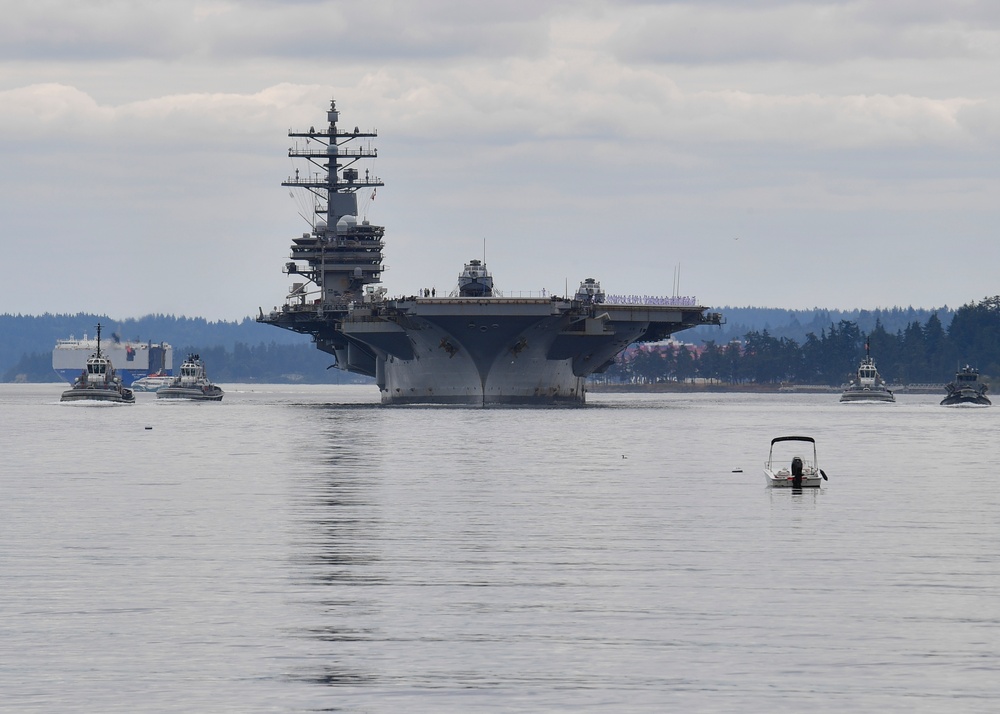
(282, 99), (385, 311)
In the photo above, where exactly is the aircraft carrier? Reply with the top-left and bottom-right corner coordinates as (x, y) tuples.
(258, 100), (722, 405)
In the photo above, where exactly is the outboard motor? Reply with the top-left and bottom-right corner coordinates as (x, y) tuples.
(791, 457), (804, 488)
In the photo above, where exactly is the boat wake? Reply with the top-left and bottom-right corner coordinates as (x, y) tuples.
(59, 400), (129, 407)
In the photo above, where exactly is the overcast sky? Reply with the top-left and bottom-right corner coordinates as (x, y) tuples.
(3, 0), (999, 320)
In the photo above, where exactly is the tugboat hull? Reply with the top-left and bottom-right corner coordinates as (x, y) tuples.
(839, 389), (895, 403)
(157, 386), (224, 401)
(60, 387), (135, 404)
(941, 392), (991, 406)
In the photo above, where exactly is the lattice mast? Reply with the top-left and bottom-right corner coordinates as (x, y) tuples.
(282, 99), (385, 309)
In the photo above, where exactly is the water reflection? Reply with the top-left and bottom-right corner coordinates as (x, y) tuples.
(286, 408), (387, 688)
(286, 664), (379, 687)
(768, 486), (823, 508)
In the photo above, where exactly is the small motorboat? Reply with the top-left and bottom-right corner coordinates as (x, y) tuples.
(131, 370), (174, 392)
(157, 354), (224, 401)
(60, 323), (135, 404)
(941, 365), (990, 406)
(763, 435), (827, 488)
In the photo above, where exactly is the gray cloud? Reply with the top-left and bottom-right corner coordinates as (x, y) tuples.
(0, 1), (552, 62)
(611, 1), (1000, 64)
(2, 0), (1000, 318)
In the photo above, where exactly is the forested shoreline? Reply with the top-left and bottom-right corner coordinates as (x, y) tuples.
(602, 296), (1000, 387)
(3, 342), (372, 384)
(0, 313), (367, 384)
(3, 299), (996, 386)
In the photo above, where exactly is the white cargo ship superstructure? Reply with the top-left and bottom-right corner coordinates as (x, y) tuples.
(53, 333), (173, 386)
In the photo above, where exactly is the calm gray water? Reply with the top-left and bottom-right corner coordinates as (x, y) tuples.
(2, 384), (999, 712)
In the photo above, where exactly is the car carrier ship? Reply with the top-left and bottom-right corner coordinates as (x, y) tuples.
(53, 332), (172, 387)
(258, 99), (722, 405)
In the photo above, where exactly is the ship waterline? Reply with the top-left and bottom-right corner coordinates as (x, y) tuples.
(259, 100), (721, 405)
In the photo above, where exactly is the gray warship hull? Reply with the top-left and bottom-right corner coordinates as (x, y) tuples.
(270, 297), (714, 406)
(360, 301), (590, 405)
(257, 100), (721, 405)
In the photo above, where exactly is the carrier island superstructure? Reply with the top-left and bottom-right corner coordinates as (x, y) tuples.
(258, 100), (722, 405)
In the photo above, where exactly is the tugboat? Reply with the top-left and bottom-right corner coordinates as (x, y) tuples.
(453, 259), (495, 297)
(60, 323), (135, 404)
(840, 341), (895, 403)
(941, 365), (990, 406)
(157, 354), (224, 401)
